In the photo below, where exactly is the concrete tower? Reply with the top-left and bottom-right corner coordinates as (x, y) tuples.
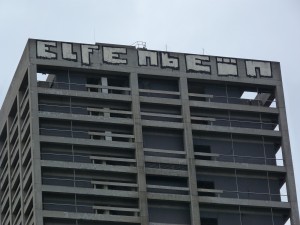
(0, 39), (298, 225)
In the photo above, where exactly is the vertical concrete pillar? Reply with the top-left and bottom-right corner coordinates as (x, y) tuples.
(179, 77), (201, 225)
(6, 117), (13, 225)
(276, 83), (300, 225)
(17, 85), (25, 224)
(130, 72), (149, 225)
(28, 64), (44, 225)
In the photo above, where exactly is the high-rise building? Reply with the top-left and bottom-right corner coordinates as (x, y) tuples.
(0, 39), (299, 225)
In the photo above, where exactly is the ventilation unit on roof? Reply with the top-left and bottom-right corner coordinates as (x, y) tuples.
(132, 41), (147, 49)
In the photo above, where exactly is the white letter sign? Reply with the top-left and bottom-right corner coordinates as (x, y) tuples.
(246, 61), (272, 77)
(37, 41), (57, 59)
(217, 57), (237, 76)
(161, 53), (179, 69)
(103, 47), (127, 64)
(81, 45), (99, 65)
(138, 50), (158, 66)
(62, 43), (77, 61)
(186, 55), (210, 73)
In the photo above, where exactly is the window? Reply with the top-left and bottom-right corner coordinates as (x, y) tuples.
(194, 145), (212, 160)
(201, 218), (218, 225)
(198, 181), (215, 197)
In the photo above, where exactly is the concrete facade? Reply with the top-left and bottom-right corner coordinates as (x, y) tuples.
(0, 39), (299, 225)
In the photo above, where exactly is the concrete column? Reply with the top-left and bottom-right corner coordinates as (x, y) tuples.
(28, 64), (44, 225)
(179, 77), (201, 225)
(17, 86), (25, 224)
(130, 72), (149, 225)
(101, 77), (108, 94)
(276, 83), (300, 225)
(6, 117), (13, 225)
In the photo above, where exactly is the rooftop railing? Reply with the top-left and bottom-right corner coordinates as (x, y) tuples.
(38, 81), (131, 95)
(194, 152), (283, 166)
(189, 93), (276, 108)
(139, 88), (180, 99)
(39, 103), (133, 119)
(43, 202), (139, 216)
(147, 184), (189, 195)
(144, 148), (186, 159)
(141, 111), (183, 123)
(39, 127), (134, 143)
(191, 116), (279, 131)
(197, 188), (288, 202)
(42, 177), (138, 192)
(41, 152), (136, 167)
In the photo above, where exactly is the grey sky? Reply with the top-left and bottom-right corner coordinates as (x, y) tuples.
(1, 0), (300, 208)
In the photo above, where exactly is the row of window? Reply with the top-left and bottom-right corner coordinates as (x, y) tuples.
(37, 69), (277, 108)
(42, 199), (289, 225)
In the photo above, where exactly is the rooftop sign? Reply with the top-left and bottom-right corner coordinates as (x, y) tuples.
(36, 40), (273, 78)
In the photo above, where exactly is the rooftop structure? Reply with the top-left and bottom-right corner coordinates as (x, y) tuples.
(0, 39), (299, 225)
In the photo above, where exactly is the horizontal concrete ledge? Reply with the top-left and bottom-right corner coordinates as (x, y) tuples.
(139, 96), (181, 105)
(139, 88), (180, 96)
(142, 120), (184, 129)
(86, 84), (130, 91)
(41, 160), (137, 174)
(147, 193), (190, 202)
(192, 124), (281, 137)
(38, 88), (132, 102)
(39, 111), (133, 125)
(147, 184), (189, 191)
(91, 180), (138, 187)
(42, 210), (140, 223)
(39, 136), (135, 149)
(144, 148), (186, 155)
(195, 160), (286, 173)
(145, 156), (187, 165)
(90, 155), (136, 163)
(145, 168), (188, 177)
(150, 223), (189, 225)
(186, 73), (280, 85)
(93, 205), (139, 213)
(199, 196), (291, 209)
(42, 185), (139, 198)
(189, 100), (279, 114)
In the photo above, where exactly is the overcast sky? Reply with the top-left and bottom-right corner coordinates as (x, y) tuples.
(1, 0), (300, 209)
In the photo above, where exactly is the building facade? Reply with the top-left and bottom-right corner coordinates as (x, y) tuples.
(0, 39), (299, 225)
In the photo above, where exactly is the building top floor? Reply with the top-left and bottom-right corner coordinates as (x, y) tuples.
(0, 39), (286, 129)
(28, 39), (282, 84)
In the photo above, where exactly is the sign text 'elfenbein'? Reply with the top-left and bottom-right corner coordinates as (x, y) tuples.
(36, 40), (273, 78)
